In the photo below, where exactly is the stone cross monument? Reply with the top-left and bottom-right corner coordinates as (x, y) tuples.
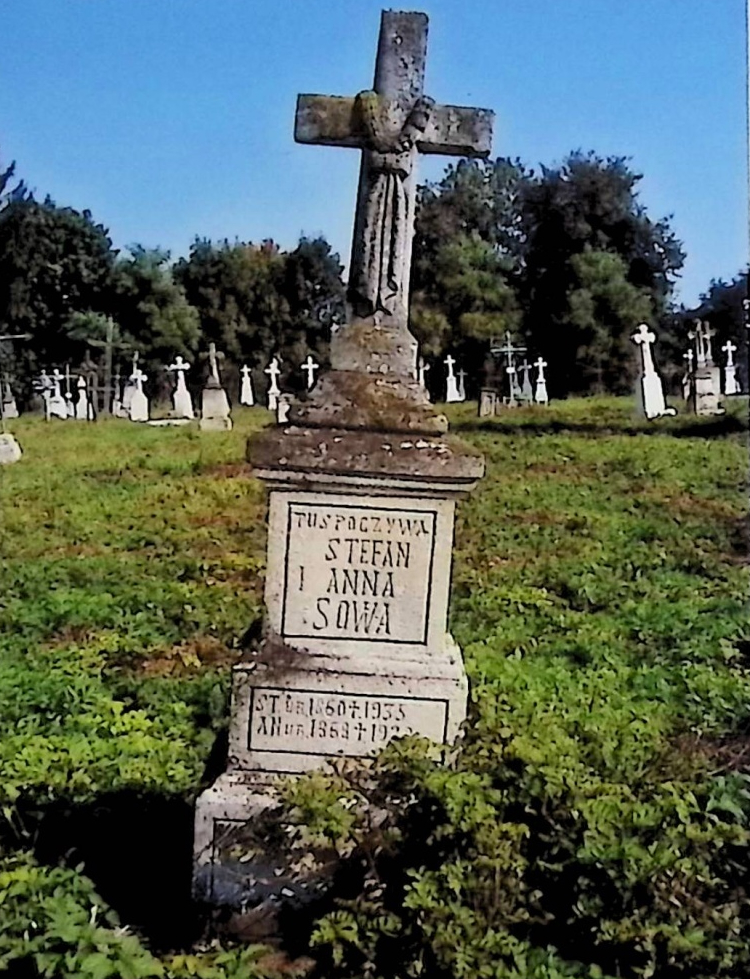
(194, 10), (493, 910)
(722, 340), (740, 395)
(167, 355), (195, 419)
(200, 343), (233, 431)
(301, 354), (319, 390)
(533, 356), (549, 405)
(631, 323), (675, 419)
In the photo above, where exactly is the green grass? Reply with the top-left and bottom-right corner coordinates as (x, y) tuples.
(0, 397), (748, 977)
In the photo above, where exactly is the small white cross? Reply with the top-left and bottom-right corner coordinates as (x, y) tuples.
(301, 354), (319, 390)
(167, 355), (191, 374)
(632, 323), (655, 347)
(683, 349), (694, 369)
(722, 340), (737, 367)
(444, 354), (456, 377)
(534, 356), (547, 378)
(264, 357), (281, 393)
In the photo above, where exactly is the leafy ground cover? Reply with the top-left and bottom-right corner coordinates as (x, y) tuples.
(0, 397), (747, 978)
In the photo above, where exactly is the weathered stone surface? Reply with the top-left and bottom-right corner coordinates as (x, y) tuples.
(249, 425), (484, 486)
(296, 94), (493, 157)
(200, 386), (232, 431)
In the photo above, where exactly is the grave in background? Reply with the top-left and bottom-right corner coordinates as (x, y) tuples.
(194, 9), (493, 909)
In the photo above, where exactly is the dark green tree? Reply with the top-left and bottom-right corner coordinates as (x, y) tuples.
(109, 246), (199, 378)
(519, 152), (685, 394)
(0, 198), (117, 368)
(412, 158), (527, 396)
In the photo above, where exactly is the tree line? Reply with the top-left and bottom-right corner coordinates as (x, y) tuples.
(0, 152), (746, 404)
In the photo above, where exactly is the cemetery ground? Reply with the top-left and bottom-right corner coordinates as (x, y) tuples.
(0, 397), (748, 979)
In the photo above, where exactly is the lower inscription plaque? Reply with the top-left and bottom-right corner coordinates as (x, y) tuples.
(248, 687), (449, 756)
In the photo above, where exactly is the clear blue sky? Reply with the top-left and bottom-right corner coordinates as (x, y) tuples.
(1, 0), (746, 307)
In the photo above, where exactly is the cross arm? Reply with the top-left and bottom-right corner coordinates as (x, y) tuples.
(295, 94), (494, 157)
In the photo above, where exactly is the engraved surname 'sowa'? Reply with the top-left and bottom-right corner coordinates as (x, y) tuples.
(282, 504), (435, 642)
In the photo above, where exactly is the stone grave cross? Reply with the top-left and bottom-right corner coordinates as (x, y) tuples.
(632, 323), (657, 374)
(301, 354), (319, 390)
(722, 340), (737, 367)
(295, 10), (492, 375)
(0, 333), (30, 431)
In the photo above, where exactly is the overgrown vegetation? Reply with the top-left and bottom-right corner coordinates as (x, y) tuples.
(0, 399), (747, 977)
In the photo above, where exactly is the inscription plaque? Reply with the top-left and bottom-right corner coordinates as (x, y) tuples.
(281, 502), (437, 643)
(249, 687), (449, 755)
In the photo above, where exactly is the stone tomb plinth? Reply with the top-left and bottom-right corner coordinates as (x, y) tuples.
(193, 428), (482, 906)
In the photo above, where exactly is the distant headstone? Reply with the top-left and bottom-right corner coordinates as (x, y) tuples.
(239, 365), (255, 406)
(519, 360), (533, 403)
(47, 369), (69, 420)
(1, 377), (19, 420)
(505, 363), (521, 407)
(200, 343), (232, 430)
(681, 349), (694, 403)
(264, 357), (282, 411)
(444, 354), (461, 402)
(0, 433), (22, 464)
(722, 341), (740, 395)
(167, 356), (195, 419)
(75, 376), (95, 421)
(631, 323), (676, 419)
(276, 392), (293, 423)
(417, 357), (429, 390)
(690, 320), (723, 416)
(478, 388), (498, 417)
(111, 372), (127, 417)
(301, 354), (319, 391)
(533, 357), (549, 405)
(457, 368), (467, 402)
(129, 366), (150, 423)
(63, 367), (75, 418)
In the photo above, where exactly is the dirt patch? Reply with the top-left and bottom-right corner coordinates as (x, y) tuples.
(200, 462), (254, 479)
(138, 636), (239, 677)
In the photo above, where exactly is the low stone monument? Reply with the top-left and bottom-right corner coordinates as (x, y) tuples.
(194, 9), (492, 908)
(533, 356), (548, 405)
(200, 343), (232, 431)
(690, 320), (723, 416)
(417, 357), (429, 391)
(632, 323), (676, 419)
(167, 355), (195, 419)
(722, 340), (740, 395)
(240, 365), (255, 406)
(444, 354), (461, 402)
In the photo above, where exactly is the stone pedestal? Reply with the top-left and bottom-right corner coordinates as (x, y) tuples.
(694, 367), (724, 416)
(0, 433), (22, 464)
(200, 384), (233, 431)
(194, 394), (483, 907)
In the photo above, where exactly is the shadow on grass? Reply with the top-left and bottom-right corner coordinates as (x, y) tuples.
(26, 791), (201, 951)
(453, 413), (748, 439)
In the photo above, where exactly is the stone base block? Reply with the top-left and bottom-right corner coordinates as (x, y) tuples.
(201, 387), (233, 430)
(227, 636), (468, 774)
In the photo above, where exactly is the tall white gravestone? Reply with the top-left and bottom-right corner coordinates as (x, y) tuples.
(444, 354), (461, 402)
(194, 9), (493, 909)
(722, 341), (740, 395)
(240, 365), (255, 406)
(631, 324), (675, 419)
(533, 357), (549, 405)
(129, 366), (150, 422)
(264, 357), (282, 411)
(167, 356), (195, 419)
(47, 370), (68, 420)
